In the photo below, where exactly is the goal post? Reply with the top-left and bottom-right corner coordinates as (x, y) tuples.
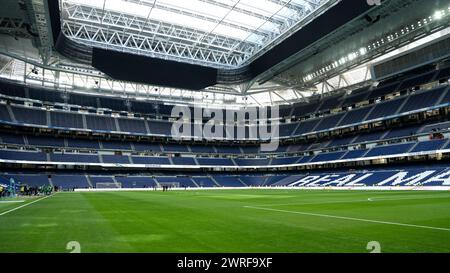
(96, 182), (122, 189)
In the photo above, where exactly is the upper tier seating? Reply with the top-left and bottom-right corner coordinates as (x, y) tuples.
(1, 83), (450, 139)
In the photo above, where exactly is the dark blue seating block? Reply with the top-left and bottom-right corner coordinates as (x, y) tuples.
(171, 157), (196, 165)
(90, 176), (114, 184)
(411, 139), (447, 153)
(192, 177), (217, 187)
(13, 106), (47, 125)
(50, 112), (84, 128)
(8, 174), (49, 187)
(315, 112), (346, 131)
(366, 98), (406, 120)
(365, 142), (415, 157)
(117, 118), (147, 134)
(197, 158), (234, 166)
(102, 141), (132, 150)
(51, 153), (99, 163)
(338, 107), (372, 126)
(131, 156), (170, 165)
(0, 105), (11, 122)
(99, 97), (128, 112)
(102, 155), (130, 164)
(213, 176), (244, 187)
(294, 119), (319, 136)
(52, 175), (90, 188)
(67, 138), (100, 149)
(240, 176), (266, 186)
(115, 176), (157, 188)
(398, 71), (436, 90)
(384, 126), (421, 140)
(0, 81), (26, 98)
(234, 158), (270, 166)
(0, 132), (24, 144)
(271, 157), (300, 165)
(85, 115), (117, 131)
(327, 136), (355, 148)
(0, 150), (47, 161)
(341, 149), (367, 159)
(310, 151), (347, 162)
(27, 135), (65, 147)
(401, 87), (446, 112)
(189, 145), (216, 154)
(147, 120), (172, 135)
(132, 142), (161, 152)
(215, 146), (241, 154)
(68, 93), (98, 108)
(354, 131), (385, 144)
(163, 144), (189, 153)
(28, 88), (65, 103)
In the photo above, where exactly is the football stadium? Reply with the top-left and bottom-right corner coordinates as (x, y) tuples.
(1, 0), (450, 257)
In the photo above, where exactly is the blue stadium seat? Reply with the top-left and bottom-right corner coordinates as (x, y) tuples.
(147, 120), (172, 135)
(115, 176), (157, 188)
(234, 158), (270, 166)
(131, 156), (170, 165)
(192, 177), (217, 187)
(213, 176), (245, 187)
(27, 135), (65, 147)
(7, 174), (49, 187)
(85, 115), (117, 131)
(162, 143), (189, 153)
(294, 119), (318, 136)
(366, 98), (406, 120)
(13, 106), (47, 125)
(354, 131), (385, 144)
(410, 139), (447, 153)
(365, 142), (415, 157)
(338, 106), (372, 126)
(117, 118), (147, 134)
(50, 112), (84, 128)
(196, 158), (234, 166)
(101, 154), (130, 164)
(271, 157), (300, 165)
(0, 150), (47, 161)
(0, 105), (12, 122)
(51, 153), (99, 163)
(0, 132), (25, 144)
(171, 157), (196, 165)
(341, 149), (367, 159)
(314, 112), (346, 132)
(132, 142), (161, 152)
(52, 175), (90, 189)
(400, 87), (446, 112)
(102, 141), (132, 150)
(310, 151), (346, 162)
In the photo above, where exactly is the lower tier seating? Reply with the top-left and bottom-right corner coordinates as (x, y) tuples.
(2, 165), (449, 189)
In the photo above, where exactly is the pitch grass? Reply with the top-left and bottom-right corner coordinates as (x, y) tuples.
(1, 189), (450, 253)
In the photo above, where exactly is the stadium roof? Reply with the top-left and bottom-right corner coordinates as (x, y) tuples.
(59, 0), (334, 69)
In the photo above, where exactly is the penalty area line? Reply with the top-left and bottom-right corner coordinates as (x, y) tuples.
(244, 205), (450, 232)
(0, 195), (53, 217)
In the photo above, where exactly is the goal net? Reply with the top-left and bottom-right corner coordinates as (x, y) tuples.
(96, 182), (122, 189)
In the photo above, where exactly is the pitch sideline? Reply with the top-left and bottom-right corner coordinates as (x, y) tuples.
(0, 195), (53, 217)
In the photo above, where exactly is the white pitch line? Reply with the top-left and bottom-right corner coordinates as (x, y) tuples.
(244, 206), (450, 232)
(250, 194), (450, 208)
(0, 195), (52, 217)
(0, 200), (25, 203)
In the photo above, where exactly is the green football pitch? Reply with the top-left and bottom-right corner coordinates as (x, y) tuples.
(1, 189), (450, 253)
